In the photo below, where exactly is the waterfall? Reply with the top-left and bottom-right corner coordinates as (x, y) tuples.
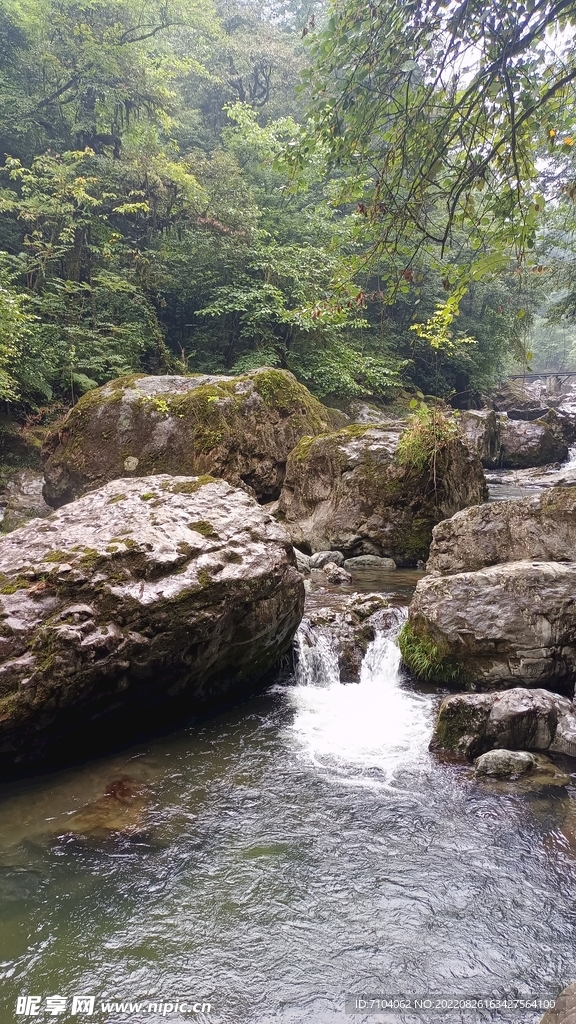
(287, 616), (433, 786)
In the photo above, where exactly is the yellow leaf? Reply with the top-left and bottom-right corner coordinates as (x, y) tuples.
(549, 128), (557, 137)
(564, 137), (575, 146)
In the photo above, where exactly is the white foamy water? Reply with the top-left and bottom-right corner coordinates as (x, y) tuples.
(288, 628), (433, 786)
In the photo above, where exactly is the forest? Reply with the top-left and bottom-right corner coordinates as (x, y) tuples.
(1, 0), (576, 415)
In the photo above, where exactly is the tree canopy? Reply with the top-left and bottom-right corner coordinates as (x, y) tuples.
(0, 0), (573, 415)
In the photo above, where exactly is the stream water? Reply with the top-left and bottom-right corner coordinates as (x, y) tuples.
(2, 480), (576, 1021)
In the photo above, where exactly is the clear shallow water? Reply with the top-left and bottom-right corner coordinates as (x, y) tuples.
(1, 610), (576, 1023)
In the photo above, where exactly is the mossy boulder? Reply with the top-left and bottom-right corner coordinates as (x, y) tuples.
(404, 561), (576, 693)
(42, 368), (330, 508)
(275, 423), (487, 565)
(0, 474), (304, 771)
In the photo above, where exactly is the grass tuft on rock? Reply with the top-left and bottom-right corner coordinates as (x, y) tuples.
(398, 621), (460, 683)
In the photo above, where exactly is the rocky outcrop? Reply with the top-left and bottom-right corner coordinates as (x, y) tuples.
(430, 688), (576, 759)
(42, 368), (330, 508)
(0, 474), (304, 770)
(459, 409), (568, 468)
(401, 560), (576, 692)
(427, 487), (576, 576)
(0, 470), (51, 533)
(276, 424), (486, 565)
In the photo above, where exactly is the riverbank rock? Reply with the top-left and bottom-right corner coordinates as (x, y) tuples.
(427, 487), (576, 576)
(309, 550), (345, 569)
(275, 424), (486, 565)
(343, 555), (397, 571)
(0, 475), (304, 770)
(459, 410), (568, 468)
(42, 369), (330, 508)
(0, 470), (51, 534)
(401, 560), (576, 691)
(473, 748), (570, 785)
(430, 688), (576, 759)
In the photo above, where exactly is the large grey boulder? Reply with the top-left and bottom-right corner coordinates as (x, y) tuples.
(430, 688), (576, 759)
(427, 487), (576, 576)
(459, 409), (568, 467)
(276, 424), (486, 566)
(0, 475), (304, 770)
(400, 560), (576, 692)
(42, 368), (330, 508)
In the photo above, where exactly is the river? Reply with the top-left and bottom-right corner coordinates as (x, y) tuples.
(1, 561), (576, 1021)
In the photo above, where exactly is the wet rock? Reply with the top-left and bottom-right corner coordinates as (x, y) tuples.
(459, 409), (567, 468)
(0, 470), (51, 533)
(309, 550), (345, 569)
(343, 555), (397, 571)
(276, 424), (486, 566)
(42, 368), (330, 508)
(0, 474), (304, 770)
(294, 550), (311, 574)
(402, 561), (576, 692)
(430, 687), (576, 759)
(474, 747), (536, 778)
(322, 562), (351, 584)
(427, 487), (576, 576)
(297, 593), (397, 684)
(473, 749), (571, 786)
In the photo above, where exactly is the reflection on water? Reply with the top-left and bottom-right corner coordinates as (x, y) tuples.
(0, 600), (575, 1022)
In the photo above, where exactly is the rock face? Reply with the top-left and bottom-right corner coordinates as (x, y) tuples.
(0, 470), (51, 533)
(540, 983), (576, 1024)
(459, 409), (568, 468)
(430, 688), (576, 759)
(401, 560), (576, 692)
(0, 475), (304, 770)
(42, 368), (330, 508)
(427, 487), (576, 576)
(276, 424), (486, 565)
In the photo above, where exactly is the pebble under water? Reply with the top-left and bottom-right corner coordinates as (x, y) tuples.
(1, 571), (576, 1023)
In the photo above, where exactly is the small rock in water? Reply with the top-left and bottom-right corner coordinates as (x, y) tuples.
(322, 562), (352, 584)
(343, 555), (397, 571)
(474, 749), (537, 779)
(474, 749), (571, 787)
(309, 550), (345, 569)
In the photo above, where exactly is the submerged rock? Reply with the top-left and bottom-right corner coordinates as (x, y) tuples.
(0, 475), (304, 770)
(276, 424), (486, 565)
(427, 486), (576, 576)
(343, 555), (397, 571)
(401, 560), (576, 692)
(42, 368), (330, 508)
(430, 688), (576, 759)
(63, 775), (149, 839)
